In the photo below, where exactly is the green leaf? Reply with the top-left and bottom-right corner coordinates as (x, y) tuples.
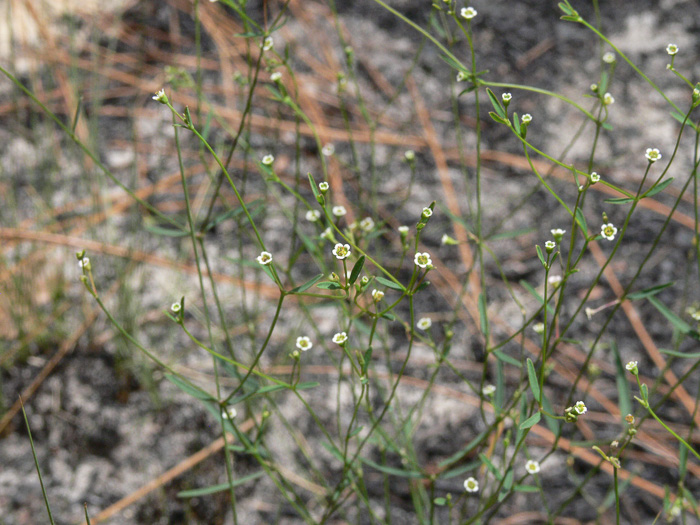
(349, 255), (365, 285)
(316, 281), (342, 290)
(574, 208), (588, 236)
(486, 88), (505, 119)
(489, 112), (508, 125)
(643, 177), (674, 198)
(541, 392), (560, 434)
(647, 296), (693, 335)
(604, 197), (635, 205)
(488, 227), (535, 241)
(526, 358), (540, 402)
(144, 224), (189, 237)
(627, 282), (674, 301)
(290, 273), (324, 293)
(479, 453), (503, 480)
(376, 276), (405, 291)
(498, 469), (514, 502)
(478, 292), (488, 335)
(164, 374), (215, 401)
(308, 172), (320, 199)
(535, 245), (546, 267)
(519, 411), (541, 430)
(492, 350), (522, 368)
(380, 312), (397, 321)
(178, 471), (265, 498)
(601, 122), (613, 131)
(659, 349), (700, 358)
(360, 457), (423, 478)
(438, 430), (488, 468)
(519, 280), (555, 317)
(514, 484), (540, 493)
(611, 341), (632, 423)
(513, 112), (521, 135)
(434, 497), (447, 506)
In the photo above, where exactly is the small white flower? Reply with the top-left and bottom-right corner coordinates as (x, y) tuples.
(460, 7), (477, 19)
(360, 217), (375, 232)
(463, 477), (479, 492)
(332, 206), (347, 217)
(321, 227), (334, 240)
(270, 72), (282, 82)
(502, 92), (512, 103)
(404, 150), (415, 161)
(398, 225), (409, 234)
(332, 332), (348, 345)
(371, 289), (384, 302)
(262, 154), (274, 166)
(152, 89), (168, 104)
(306, 209), (321, 222)
(78, 257), (90, 269)
(257, 251), (273, 265)
(691, 311), (700, 322)
(550, 228), (566, 240)
(590, 172), (601, 183)
(482, 384), (496, 396)
(221, 407), (237, 419)
(602, 52), (616, 64)
(525, 460), (541, 475)
(533, 322), (545, 334)
(319, 181), (330, 192)
(666, 43), (679, 56)
(625, 360), (638, 373)
(171, 302), (181, 313)
(521, 113), (532, 124)
(422, 207), (433, 219)
(322, 144), (335, 156)
(441, 233), (458, 245)
(545, 240), (556, 251)
(600, 223), (618, 241)
(332, 243), (351, 260)
(603, 92), (615, 105)
(574, 401), (587, 415)
(296, 336), (313, 351)
(414, 252), (432, 268)
(416, 317), (432, 331)
(645, 148), (662, 163)
(262, 36), (274, 51)
(456, 71), (468, 82)
(548, 275), (562, 286)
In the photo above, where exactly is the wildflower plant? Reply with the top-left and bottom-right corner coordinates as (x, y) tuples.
(6, 0), (700, 523)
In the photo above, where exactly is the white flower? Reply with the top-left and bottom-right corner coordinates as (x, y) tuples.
(525, 460), (541, 475)
(600, 223), (618, 241)
(666, 43), (679, 56)
(545, 240), (556, 251)
(360, 217), (375, 232)
(221, 407), (237, 419)
(502, 92), (512, 103)
(262, 36), (274, 51)
(257, 251), (273, 265)
(463, 477), (479, 492)
(550, 228), (566, 241)
(441, 233), (458, 245)
(262, 154), (274, 166)
(319, 182), (329, 192)
(398, 225), (409, 234)
(533, 322), (545, 334)
(332, 332), (348, 344)
(332, 243), (351, 259)
(371, 289), (384, 302)
(171, 302), (181, 313)
(421, 207), (433, 219)
(78, 257), (90, 269)
(460, 7), (477, 20)
(483, 384), (496, 396)
(296, 336), (313, 351)
(456, 71), (468, 82)
(625, 360), (638, 373)
(270, 72), (282, 82)
(603, 92), (615, 105)
(306, 209), (321, 222)
(322, 144), (335, 156)
(404, 150), (415, 161)
(602, 52), (616, 64)
(645, 148), (662, 163)
(416, 317), (432, 330)
(521, 113), (532, 124)
(574, 401), (587, 415)
(548, 275), (562, 286)
(414, 252), (432, 268)
(332, 206), (347, 217)
(321, 227), (334, 240)
(590, 172), (600, 183)
(152, 89), (168, 104)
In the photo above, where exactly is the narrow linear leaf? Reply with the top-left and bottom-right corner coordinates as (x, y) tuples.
(164, 374), (215, 401)
(178, 471), (265, 498)
(478, 292), (488, 335)
(489, 112), (508, 125)
(488, 227), (535, 241)
(514, 484), (540, 493)
(647, 296), (691, 334)
(659, 349), (700, 359)
(526, 358), (540, 402)
(290, 273), (324, 293)
(627, 282), (674, 301)
(349, 255), (365, 285)
(144, 224), (189, 237)
(478, 453), (503, 481)
(604, 197), (635, 205)
(492, 350), (522, 368)
(535, 245), (546, 267)
(513, 112), (521, 135)
(574, 208), (588, 236)
(644, 177), (674, 198)
(438, 430), (489, 468)
(486, 88), (505, 118)
(519, 280), (555, 317)
(611, 341), (632, 423)
(519, 411), (541, 430)
(360, 457), (423, 478)
(376, 276), (405, 291)
(540, 392), (560, 434)
(316, 281), (343, 290)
